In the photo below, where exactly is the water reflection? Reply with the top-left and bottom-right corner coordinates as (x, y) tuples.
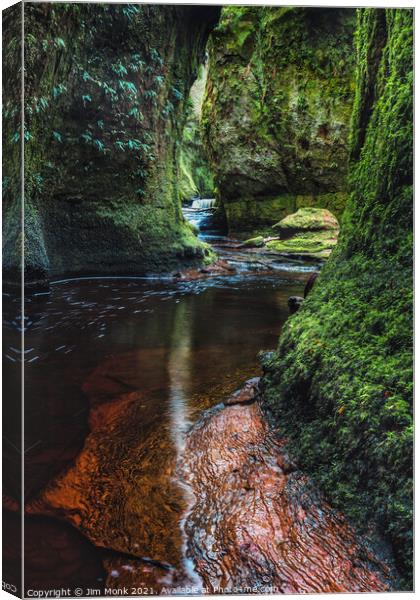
(168, 301), (192, 452)
(4, 269), (310, 593)
(167, 301), (204, 588)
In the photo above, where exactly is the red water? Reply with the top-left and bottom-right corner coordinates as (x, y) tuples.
(2, 265), (396, 594)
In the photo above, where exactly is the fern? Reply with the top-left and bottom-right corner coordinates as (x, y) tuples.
(52, 83), (67, 98)
(118, 80), (138, 96)
(93, 139), (105, 153)
(112, 63), (128, 76)
(54, 37), (66, 49)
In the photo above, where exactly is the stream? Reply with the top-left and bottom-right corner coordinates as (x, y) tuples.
(2, 205), (395, 594)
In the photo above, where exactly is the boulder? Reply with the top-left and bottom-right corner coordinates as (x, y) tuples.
(273, 207), (339, 233)
(288, 296), (304, 315)
(224, 377), (261, 406)
(268, 208), (339, 259)
(266, 230), (339, 259)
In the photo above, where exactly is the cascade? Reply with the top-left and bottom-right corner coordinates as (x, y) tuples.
(191, 198), (216, 209)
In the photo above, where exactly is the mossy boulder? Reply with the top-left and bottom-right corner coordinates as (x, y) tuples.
(266, 230), (338, 259)
(262, 8), (413, 586)
(202, 7), (356, 233)
(273, 208), (339, 232)
(267, 208), (340, 259)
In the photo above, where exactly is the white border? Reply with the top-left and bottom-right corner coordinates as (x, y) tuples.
(0, 2), (416, 600)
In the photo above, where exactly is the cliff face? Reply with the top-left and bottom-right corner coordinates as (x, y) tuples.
(262, 9), (413, 585)
(178, 63), (215, 203)
(3, 3), (219, 285)
(202, 7), (355, 233)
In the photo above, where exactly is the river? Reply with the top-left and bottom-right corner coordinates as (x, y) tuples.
(2, 205), (395, 594)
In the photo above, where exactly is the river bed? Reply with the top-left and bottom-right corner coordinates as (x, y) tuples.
(4, 255), (314, 593)
(2, 208), (396, 593)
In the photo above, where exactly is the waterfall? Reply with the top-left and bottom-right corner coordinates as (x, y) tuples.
(191, 198), (216, 209)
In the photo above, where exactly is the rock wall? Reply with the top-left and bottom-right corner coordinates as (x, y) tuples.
(202, 7), (355, 233)
(3, 3), (219, 285)
(178, 62), (215, 203)
(262, 9), (413, 586)
(2, 3), (23, 285)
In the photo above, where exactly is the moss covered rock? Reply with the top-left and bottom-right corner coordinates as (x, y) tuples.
(262, 8), (413, 586)
(242, 236), (265, 248)
(266, 230), (338, 259)
(273, 207), (339, 232)
(2, 3), (220, 285)
(202, 7), (356, 233)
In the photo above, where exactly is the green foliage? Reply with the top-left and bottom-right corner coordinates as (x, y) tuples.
(81, 94), (92, 106)
(54, 37), (66, 49)
(262, 8), (413, 587)
(52, 131), (63, 143)
(202, 7), (355, 233)
(7, 1), (219, 284)
(117, 80), (137, 95)
(178, 67), (215, 201)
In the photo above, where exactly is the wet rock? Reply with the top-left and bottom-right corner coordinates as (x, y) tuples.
(224, 377), (261, 406)
(181, 401), (397, 593)
(174, 259), (236, 280)
(4, 5), (221, 286)
(202, 8), (354, 233)
(288, 295), (304, 314)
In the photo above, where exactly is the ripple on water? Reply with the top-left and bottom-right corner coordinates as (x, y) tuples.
(5, 266), (314, 592)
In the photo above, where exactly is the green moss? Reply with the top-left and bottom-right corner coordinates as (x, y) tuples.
(3, 4), (220, 283)
(273, 207), (339, 232)
(295, 192), (348, 221)
(266, 230), (338, 256)
(224, 195), (296, 232)
(178, 63), (215, 202)
(242, 236), (265, 247)
(262, 8), (413, 586)
(203, 8), (355, 233)
(223, 194), (345, 236)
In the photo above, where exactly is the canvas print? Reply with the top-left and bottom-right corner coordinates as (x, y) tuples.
(2, 1), (413, 597)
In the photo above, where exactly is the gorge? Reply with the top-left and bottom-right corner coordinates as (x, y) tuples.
(2, 3), (413, 595)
